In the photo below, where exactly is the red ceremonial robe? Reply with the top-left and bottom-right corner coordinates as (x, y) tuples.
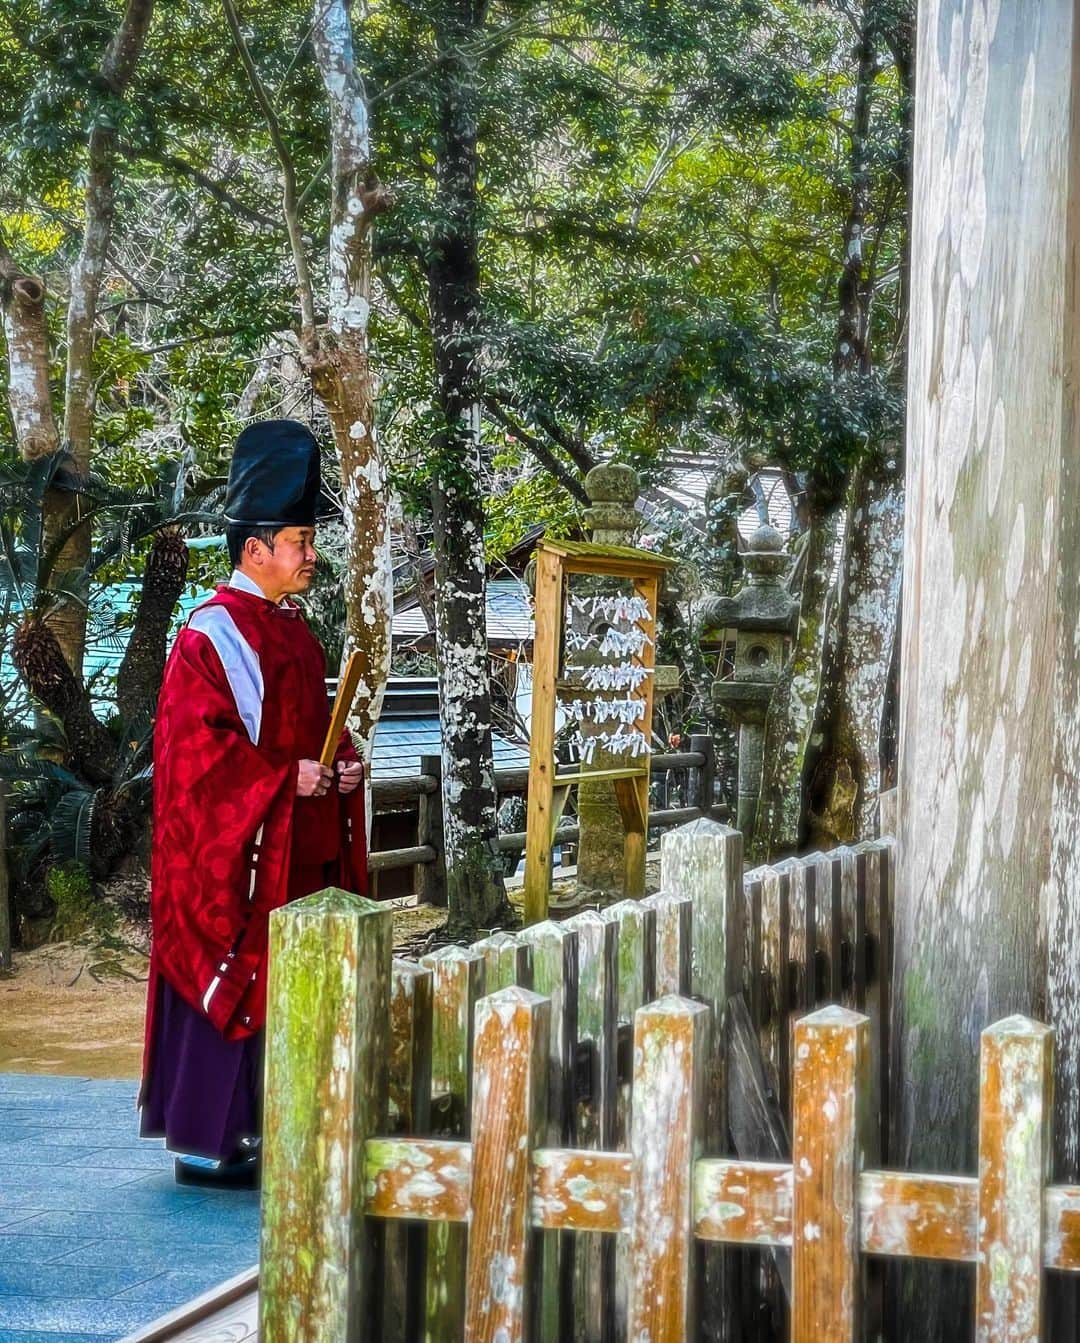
(143, 582), (367, 1072)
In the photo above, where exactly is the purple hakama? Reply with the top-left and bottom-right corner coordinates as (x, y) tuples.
(140, 976), (263, 1161)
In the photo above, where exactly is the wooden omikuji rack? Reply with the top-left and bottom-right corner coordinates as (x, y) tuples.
(523, 539), (676, 924)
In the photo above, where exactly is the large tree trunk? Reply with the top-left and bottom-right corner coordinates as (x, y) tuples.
(806, 458), (903, 846)
(307, 0), (394, 763)
(894, 1), (1080, 1337)
(427, 0), (513, 933)
(47, 0), (155, 676)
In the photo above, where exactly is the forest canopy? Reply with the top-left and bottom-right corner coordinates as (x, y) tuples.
(0, 0), (912, 931)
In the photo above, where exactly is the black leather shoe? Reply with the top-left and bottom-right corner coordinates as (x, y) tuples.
(174, 1151), (260, 1189)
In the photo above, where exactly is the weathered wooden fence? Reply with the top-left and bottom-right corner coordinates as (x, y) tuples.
(258, 819), (904, 1341)
(258, 885), (1080, 1340)
(368, 736), (722, 902)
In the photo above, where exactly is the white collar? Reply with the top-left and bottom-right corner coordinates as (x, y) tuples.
(228, 569), (283, 604)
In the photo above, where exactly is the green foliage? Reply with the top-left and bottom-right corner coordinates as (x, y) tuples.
(0, 0), (913, 891)
(46, 860), (115, 942)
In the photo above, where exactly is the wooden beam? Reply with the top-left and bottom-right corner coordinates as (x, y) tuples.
(366, 1139), (472, 1223)
(524, 545), (564, 924)
(694, 1160), (792, 1247)
(532, 1150), (632, 1233)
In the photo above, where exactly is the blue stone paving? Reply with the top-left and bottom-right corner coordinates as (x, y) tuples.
(0, 1075), (259, 1343)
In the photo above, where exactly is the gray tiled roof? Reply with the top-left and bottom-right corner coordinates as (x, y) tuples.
(393, 578), (533, 647)
(369, 678), (529, 781)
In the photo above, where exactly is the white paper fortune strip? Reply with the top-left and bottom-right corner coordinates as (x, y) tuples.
(569, 663), (653, 692)
(564, 627), (653, 657)
(567, 593), (652, 623)
(563, 697), (642, 726)
(569, 727), (651, 764)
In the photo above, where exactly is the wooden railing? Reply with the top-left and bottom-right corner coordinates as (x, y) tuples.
(258, 819), (900, 1342)
(368, 733), (722, 902)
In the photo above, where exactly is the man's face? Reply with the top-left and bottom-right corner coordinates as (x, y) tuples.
(248, 526), (318, 599)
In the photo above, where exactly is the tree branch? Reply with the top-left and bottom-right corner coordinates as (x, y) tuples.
(119, 142), (281, 229)
(482, 399), (589, 504)
(221, 0), (318, 343)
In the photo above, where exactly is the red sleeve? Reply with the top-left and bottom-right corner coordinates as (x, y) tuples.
(333, 727), (361, 765)
(150, 628), (296, 1038)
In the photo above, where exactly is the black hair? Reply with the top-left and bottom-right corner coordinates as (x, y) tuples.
(226, 524), (281, 567)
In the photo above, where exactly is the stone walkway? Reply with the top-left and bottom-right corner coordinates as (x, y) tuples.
(0, 1074), (259, 1343)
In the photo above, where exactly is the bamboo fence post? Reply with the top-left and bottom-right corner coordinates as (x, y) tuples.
(975, 1016), (1053, 1342)
(627, 994), (709, 1343)
(385, 958), (434, 1343)
(563, 909), (619, 1343)
(791, 1005), (870, 1343)
(260, 889), (393, 1343)
(421, 945), (485, 1343)
(465, 987), (550, 1343)
(520, 920), (579, 1343)
(661, 818), (743, 1341)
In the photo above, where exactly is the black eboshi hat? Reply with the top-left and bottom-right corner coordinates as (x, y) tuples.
(224, 419), (322, 528)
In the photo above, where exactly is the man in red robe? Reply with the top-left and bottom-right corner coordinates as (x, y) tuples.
(140, 419), (367, 1186)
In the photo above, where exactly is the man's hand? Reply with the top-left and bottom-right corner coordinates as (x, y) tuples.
(297, 760), (333, 797)
(337, 761), (363, 795)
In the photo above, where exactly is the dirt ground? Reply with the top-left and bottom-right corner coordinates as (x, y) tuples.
(1, 903), (450, 1080)
(0, 863), (661, 1080)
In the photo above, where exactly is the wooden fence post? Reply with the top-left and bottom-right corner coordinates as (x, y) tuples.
(600, 898), (656, 1335)
(689, 732), (716, 818)
(385, 958), (434, 1343)
(520, 920), (579, 1343)
(260, 889), (393, 1343)
(641, 890), (693, 996)
(791, 1005), (869, 1343)
(474, 930), (531, 992)
(563, 909), (618, 1343)
(419, 753), (447, 906)
(627, 994), (709, 1343)
(465, 987), (550, 1343)
(422, 944), (485, 1342)
(661, 818), (743, 1342)
(975, 1016), (1053, 1342)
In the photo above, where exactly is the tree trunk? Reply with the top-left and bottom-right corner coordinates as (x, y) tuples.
(750, 506), (843, 860)
(116, 528), (190, 730)
(47, 0), (155, 676)
(307, 0), (394, 763)
(427, 0), (512, 934)
(894, 2), (1080, 1337)
(12, 617), (117, 784)
(806, 458), (903, 846)
(0, 248), (60, 462)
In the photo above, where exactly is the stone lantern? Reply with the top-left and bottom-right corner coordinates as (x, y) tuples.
(701, 523), (799, 836)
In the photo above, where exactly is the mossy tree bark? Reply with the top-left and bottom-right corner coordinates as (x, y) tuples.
(426, 0), (512, 935)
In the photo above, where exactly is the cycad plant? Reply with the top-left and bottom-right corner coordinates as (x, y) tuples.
(1, 448), (218, 922)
